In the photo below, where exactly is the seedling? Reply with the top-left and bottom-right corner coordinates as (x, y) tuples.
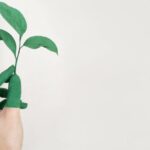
(0, 2), (58, 109)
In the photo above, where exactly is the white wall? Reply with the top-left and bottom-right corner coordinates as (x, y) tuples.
(0, 0), (150, 149)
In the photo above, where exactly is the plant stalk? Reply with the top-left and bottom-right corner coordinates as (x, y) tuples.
(14, 36), (22, 74)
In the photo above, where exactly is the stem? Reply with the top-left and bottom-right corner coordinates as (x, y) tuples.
(14, 36), (22, 74)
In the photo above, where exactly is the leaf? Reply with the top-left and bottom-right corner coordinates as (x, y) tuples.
(0, 88), (7, 98)
(0, 99), (28, 109)
(20, 100), (28, 109)
(0, 99), (6, 110)
(0, 2), (27, 36)
(0, 65), (15, 86)
(0, 29), (16, 56)
(5, 74), (21, 108)
(23, 36), (58, 54)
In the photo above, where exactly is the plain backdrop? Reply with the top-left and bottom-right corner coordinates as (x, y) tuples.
(0, 0), (150, 149)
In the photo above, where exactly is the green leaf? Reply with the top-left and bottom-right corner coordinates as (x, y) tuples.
(0, 99), (28, 109)
(0, 29), (16, 56)
(0, 2), (27, 36)
(0, 88), (7, 98)
(0, 99), (6, 110)
(0, 65), (15, 86)
(23, 36), (58, 54)
(20, 101), (28, 109)
(5, 74), (21, 108)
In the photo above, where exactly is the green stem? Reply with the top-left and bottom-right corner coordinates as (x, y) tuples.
(14, 36), (22, 74)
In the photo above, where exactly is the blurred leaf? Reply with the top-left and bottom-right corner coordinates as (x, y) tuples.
(0, 29), (16, 56)
(0, 65), (15, 86)
(0, 99), (28, 109)
(0, 2), (27, 36)
(0, 88), (7, 98)
(0, 99), (6, 109)
(20, 100), (28, 109)
(24, 36), (58, 54)
(5, 74), (21, 108)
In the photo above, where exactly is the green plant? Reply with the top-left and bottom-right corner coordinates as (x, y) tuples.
(0, 2), (58, 109)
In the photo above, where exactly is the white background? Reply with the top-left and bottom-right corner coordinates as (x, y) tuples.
(0, 0), (150, 149)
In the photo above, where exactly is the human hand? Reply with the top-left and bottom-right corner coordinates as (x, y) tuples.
(0, 108), (23, 150)
(0, 65), (28, 150)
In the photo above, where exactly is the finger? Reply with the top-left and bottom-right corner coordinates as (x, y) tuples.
(0, 65), (15, 86)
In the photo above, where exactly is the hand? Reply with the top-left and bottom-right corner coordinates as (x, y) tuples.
(0, 65), (28, 150)
(0, 108), (23, 150)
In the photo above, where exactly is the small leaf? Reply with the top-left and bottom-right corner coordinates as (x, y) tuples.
(0, 88), (7, 98)
(0, 65), (15, 86)
(20, 100), (28, 109)
(0, 29), (16, 56)
(23, 36), (58, 54)
(0, 99), (28, 109)
(0, 99), (6, 110)
(0, 2), (27, 36)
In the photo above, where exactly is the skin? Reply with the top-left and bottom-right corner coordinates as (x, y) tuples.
(0, 108), (23, 150)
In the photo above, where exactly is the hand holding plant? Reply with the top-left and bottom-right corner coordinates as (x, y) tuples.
(0, 2), (58, 109)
